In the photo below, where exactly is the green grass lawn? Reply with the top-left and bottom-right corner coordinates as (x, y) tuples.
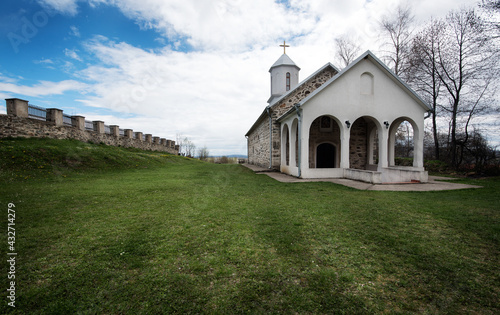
(0, 138), (499, 314)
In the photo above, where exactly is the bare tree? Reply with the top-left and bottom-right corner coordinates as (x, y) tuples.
(480, 0), (500, 38)
(176, 133), (196, 157)
(435, 8), (499, 168)
(464, 128), (497, 171)
(379, 3), (415, 79)
(198, 146), (210, 161)
(176, 133), (185, 156)
(410, 19), (445, 159)
(334, 35), (361, 68)
(185, 137), (196, 158)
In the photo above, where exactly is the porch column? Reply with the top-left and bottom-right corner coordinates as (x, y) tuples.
(339, 127), (350, 169)
(290, 123), (297, 167)
(378, 128), (389, 170)
(299, 121), (309, 177)
(388, 130), (396, 166)
(413, 127), (424, 169)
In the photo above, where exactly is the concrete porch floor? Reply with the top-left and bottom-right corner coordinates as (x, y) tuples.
(242, 164), (481, 191)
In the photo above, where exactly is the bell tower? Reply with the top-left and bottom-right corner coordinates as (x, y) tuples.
(268, 41), (300, 104)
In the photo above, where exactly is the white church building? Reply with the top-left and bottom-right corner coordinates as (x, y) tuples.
(245, 48), (431, 184)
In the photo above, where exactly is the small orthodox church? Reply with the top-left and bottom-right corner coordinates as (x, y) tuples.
(245, 43), (431, 184)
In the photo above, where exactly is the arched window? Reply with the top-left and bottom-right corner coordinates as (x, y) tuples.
(286, 72), (291, 91)
(360, 72), (374, 95)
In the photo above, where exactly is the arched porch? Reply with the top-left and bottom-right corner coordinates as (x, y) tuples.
(278, 113), (427, 183)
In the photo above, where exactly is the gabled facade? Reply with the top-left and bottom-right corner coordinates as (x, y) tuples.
(246, 50), (431, 184)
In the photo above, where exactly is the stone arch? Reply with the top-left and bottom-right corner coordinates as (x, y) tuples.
(308, 115), (341, 168)
(360, 72), (374, 95)
(388, 117), (420, 167)
(349, 116), (381, 170)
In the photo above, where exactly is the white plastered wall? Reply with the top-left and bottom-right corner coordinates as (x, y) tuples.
(280, 58), (427, 181)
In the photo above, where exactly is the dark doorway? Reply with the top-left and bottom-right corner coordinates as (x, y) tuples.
(317, 143), (336, 168)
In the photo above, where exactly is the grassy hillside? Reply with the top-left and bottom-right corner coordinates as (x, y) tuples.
(0, 137), (189, 181)
(0, 138), (499, 314)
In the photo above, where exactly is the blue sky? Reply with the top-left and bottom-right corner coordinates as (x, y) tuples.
(1, 0), (166, 115)
(0, 0), (487, 155)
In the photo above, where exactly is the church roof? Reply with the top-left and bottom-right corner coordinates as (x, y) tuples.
(268, 62), (339, 107)
(269, 54), (300, 72)
(277, 50), (432, 122)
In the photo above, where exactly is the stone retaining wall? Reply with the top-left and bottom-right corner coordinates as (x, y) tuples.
(1, 98), (179, 155)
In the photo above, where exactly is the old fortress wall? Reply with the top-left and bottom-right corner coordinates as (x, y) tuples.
(1, 98), (179, 155)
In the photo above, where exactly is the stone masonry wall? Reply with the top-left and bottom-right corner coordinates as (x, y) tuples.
(349, 119), (368, 169)
(247, 116), (271, 168)
(0, 115), (178, 154)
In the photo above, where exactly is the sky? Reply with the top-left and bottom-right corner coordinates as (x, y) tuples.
(0, 0), (484, 156)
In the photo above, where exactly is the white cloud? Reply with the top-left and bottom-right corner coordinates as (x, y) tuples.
(0, 92), (9, 114)
(75, 36), (273, 155)
(36, 0), (480, 53)
(83, 0), (318, 52)
(0, 73), (21, 84)
(69, 25), (80, 37)
(26, 0), (484, 155)
(0, 80), (88, 97)
(34, 59), (54, 64)
(37, 0), (79, 16)
(64, 48), (82, 61)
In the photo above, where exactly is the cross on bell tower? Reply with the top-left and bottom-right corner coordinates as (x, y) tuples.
(280, 40), (290, 54)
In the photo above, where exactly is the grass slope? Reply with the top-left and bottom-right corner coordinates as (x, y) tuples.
(0, 138), (188, 181)
(0, 138), (499, 313)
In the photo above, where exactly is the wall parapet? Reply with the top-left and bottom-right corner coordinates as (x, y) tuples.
(2, 98), (179, 155)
